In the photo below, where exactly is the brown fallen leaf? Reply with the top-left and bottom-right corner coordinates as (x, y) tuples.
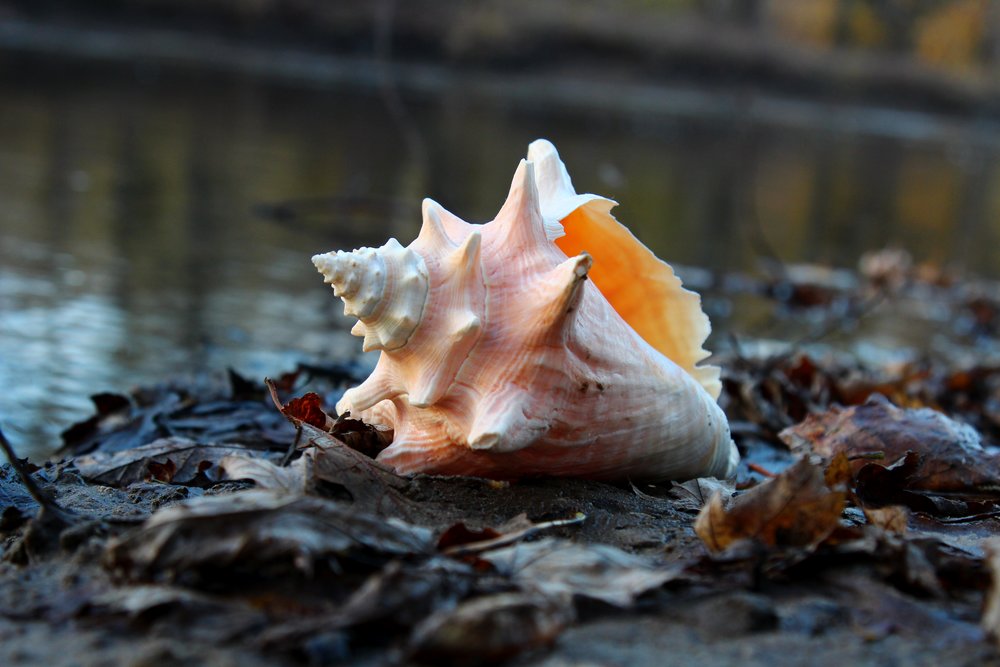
(481, 537), (679, 607)
(695, 455), (847, 553)
(105, 490), (433, 584)
(667, 477), (735, 513)
(864, 506), (908, 534)
(223, 423), (412, 517)
(330, 414), (392, 458)
(219, 453), (309, 494)
(407, 592), (574, 666)
(266, 379), (334, 430)
(60, 391), (176, 456)
(281, 392), (333, 430)
(74, 437), (281, 488)
(780, 394), (1000, 493)
(257, 558), (480, 652)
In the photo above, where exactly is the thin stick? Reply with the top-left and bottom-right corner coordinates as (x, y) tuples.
(0, 424), (75, 522)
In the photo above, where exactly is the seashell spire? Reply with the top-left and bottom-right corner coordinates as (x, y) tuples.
(312, 238), (429, 352)
(312, 140), (739, 482)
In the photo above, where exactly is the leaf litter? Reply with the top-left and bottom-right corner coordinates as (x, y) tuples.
(6, 259), (1000, 665)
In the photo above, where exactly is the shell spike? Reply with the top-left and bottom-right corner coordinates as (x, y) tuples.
(468, 388), (540, 453)
(417, 199), (456, 249)
(527, 139), (573, 203)
(533, 253), (592, 337)
(448, 229), (482, 274)
(336, 359), (400, 414)
(493, 159), (548, 249)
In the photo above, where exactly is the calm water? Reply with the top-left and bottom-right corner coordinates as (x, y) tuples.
(2, 58), (1000, 459)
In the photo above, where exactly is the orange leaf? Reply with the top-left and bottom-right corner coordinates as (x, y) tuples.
(695, 457), (846, 553)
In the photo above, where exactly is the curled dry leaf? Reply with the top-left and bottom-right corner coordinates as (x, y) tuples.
(481, 537), (679, 607)
(780, 394), (1000, 493)
(88, 583), (258, 621)
(74, 437), (280, 487)
(256, 559), (480, 652)
(695, 455), (848, 553)
(267, 379), (332, 430)
(219, 453), (308, 494)
(1, 463), (39, 527)
(330, 414), (392, 459)
(864, 506), (909, 534)
(267, 380), (390, 457)
(105, 490), (433, 584)
(223, 423), (411, 516)
(282, 392), (333, 430)
(407, 592), (574, 666)
(60, 391), (173, 456)
(667, 477), (735, 513)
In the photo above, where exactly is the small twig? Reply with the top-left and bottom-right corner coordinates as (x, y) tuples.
(0, 424), (75, 523)
(442, 513), (587, 557)
(747, 463), (777, 478)
(848, 452), (886, 462)
(918, 510), (1000, 524)
(266, 377), (306, 467)
(280, 428), (304, 468)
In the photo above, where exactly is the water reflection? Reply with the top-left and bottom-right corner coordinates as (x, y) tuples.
(1, 61), (999, 459)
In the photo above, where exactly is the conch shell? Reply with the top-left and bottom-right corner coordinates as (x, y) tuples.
(312, 140), (738, 481)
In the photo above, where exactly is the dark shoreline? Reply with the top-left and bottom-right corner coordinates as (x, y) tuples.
(1, 9), (999, 122)
(1, 16), (999, 158)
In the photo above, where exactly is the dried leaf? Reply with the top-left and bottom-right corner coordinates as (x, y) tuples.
(481, 537), (678, 607)
(407, 592), (574, 665)
(60, 380), (295, 458)
(853, 452), (998, 517)
(695, 456), (846, 553)
(74, 438), (280, 488)
(220, 424), (409, 514)
(667, 477), (735, 513)
(219, 453), (308, 493)
(106, 490), (433, 584)
(301, 424), (412, 515)
(282, 393), (333, 430)
(88, 584), (246, 618)
(0, 464), (39, 521)
(824, 451), (853, 488)
(780, 395), (1000, 493)
(330, 415), (392, 458)
(60, 391), (171, 456)
(258, 559), (479, 652)
(864, 506), (909, 533)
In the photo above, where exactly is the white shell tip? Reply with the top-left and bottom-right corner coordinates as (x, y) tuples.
(468, 431), (500, 450)
(527, 138), (557, 161)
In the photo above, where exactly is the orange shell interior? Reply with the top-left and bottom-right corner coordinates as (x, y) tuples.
(554, 204), (720, 399)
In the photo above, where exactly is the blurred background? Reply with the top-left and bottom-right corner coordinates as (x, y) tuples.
(2, 0), (1000, 457)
